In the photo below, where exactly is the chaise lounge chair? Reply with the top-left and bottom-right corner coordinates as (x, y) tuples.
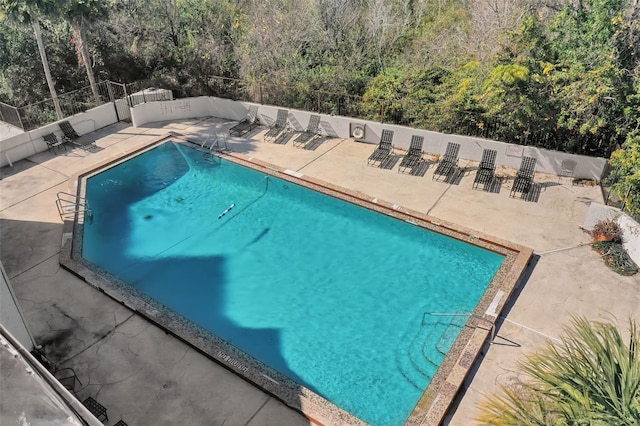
(82, 397), (108, 423)
(43, 132), (66, 154)
(367, 129), (394, 167)
(293, 114), (321, 148)
(510, 156), (537, 198)
(472, 149), (498, 190)
(58, 120), (101, 152)
(263, 109), (291, 143)
(229, 105), (259, 137)
(432, 142), (460, 181)
(59, 120), (81, 144)
(53, 367), (81, 394)
(398, 135), (424, 174)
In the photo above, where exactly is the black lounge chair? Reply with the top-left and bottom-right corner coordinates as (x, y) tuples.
(59, 120), (81, 143)
(229, 105), (259, 137)
(82, 397), (108, 423)
(472, 149), (498, 190)
(58, 120), (101, 152)
(263, 109), (290, 143)
(398, 135), (424, 174)
(43, 132), (66, 154)
(510, 156), (537, 198)
(53, 367), (81, 394)
(432, 142), (460, 181)
(367, 129), (394, 167)
(293, 115), (321, 148)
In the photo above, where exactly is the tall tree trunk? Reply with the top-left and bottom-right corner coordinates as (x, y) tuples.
(32, 20), (63, 119)
(71, 21), (100, 104)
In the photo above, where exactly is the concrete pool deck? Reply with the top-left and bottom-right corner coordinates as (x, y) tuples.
(1, 117), (639, 425)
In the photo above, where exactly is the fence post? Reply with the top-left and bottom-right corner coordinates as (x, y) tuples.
(108, 82), (121, 122)
(124, 84), (132, 108)
(623, 186), (632, 210)
(106, 81), (115, 103)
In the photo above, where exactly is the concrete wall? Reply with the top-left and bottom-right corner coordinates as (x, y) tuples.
(131, 97), (215, 127)
(583, 203), (640, 266)
(0, 123), (24, 141)
(0, 103), (118, 168)
(263, 106), (607, 179)
(3, 94), (608, 179)
(130, 97), (608, 180)
(0, 262), (35, 351)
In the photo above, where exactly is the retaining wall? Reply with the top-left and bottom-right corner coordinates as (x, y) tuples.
(2, 95), (608, 180)
(132, 98), (608, 180)
(0, 103), (117, 168)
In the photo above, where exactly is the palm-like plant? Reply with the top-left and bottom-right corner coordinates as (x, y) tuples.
(477, 316), (640, 425)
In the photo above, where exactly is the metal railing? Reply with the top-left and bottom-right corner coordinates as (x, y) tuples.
(56, 192), (92, 221)
(17, 82), (114, 131)
(0, 101), (22, 129)
(378, 99), (624, 157)
(425, 312), (496, 343)
(1, 75), (624, 158)
(204, 76), (365, 118)
(201, 76), (622, 157)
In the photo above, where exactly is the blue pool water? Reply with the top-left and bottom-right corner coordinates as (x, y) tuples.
(83, 142), (504, 425)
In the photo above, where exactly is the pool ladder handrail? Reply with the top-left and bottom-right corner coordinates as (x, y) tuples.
(202, 130), (229, 152)
(424, 312), (496, 343)
(56, 192), (92, 221)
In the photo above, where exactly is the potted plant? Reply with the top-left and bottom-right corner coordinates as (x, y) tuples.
(591, 219), (623, 243)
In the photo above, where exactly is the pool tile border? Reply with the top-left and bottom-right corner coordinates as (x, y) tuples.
(60, 134), (533, 426)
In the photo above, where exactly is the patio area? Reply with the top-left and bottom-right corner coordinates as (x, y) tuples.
(1, 117), (638, 425)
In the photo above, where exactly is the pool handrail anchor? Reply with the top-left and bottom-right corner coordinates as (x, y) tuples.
(425, 312), (496, 344)
(56, 191), (92, 221)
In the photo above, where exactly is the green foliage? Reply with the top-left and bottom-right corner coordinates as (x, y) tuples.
(607, 134), (640, 215)
(592, 241), (639, 276)
(477, 316), (640, 425)
(361, 68), (406, 121)
(1, 0), (639, 159)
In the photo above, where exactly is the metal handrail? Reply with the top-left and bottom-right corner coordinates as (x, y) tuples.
(424, 312), (496, 343)
(56, 192), (91, 221)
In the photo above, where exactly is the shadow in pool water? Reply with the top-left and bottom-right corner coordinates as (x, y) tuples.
(80, 142), (312, 414)
(93, 251), (313, 401)
(126, 254), (309, 386)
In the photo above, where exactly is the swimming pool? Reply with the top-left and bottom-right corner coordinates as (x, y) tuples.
(76, 140), (511, 425)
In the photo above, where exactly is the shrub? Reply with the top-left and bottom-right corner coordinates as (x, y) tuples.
(591, 218), (623, 242)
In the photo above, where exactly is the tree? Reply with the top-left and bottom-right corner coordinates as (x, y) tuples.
(607, 134), (640, 215)
(477, 316), (640, 425)
(547, 0), (632, 153)
(478, 14), (560, 147)
(0, 0), (63, 119)
(58, 0), (107, 104)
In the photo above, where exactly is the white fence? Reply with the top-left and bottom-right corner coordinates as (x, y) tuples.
(0, 103), (117, 167)
(2, 95), (608, 179)
(131, 97), (608, 180)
